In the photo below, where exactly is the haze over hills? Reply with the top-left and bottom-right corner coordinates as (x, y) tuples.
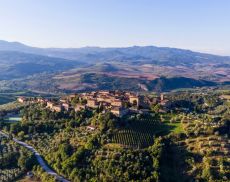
(0, 40), (229, 92)
(0, 51), (85, 80)
(0, 40), (229, 63)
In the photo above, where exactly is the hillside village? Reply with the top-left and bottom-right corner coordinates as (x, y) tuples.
(1, 89), (229, 182)
(17, 91), (168, 117)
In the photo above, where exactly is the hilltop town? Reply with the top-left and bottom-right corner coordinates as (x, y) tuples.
(17, 91), (168, 117)
(1, 1), (230, 181)
(0, 89), (229, 182)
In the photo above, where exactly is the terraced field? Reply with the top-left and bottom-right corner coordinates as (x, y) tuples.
(176, 115), (230, 180)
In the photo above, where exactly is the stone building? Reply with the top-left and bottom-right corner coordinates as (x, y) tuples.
(87, 99), (99, 108)
(111, 107), (128, 117)
(17, 97), (26, 103)
(129, 95), (140, 107)
(111, 99), (124, 107)
(52, 105), (63, 112)
(75, 104), (86, 112)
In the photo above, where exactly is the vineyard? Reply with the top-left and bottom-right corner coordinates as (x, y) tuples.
(0, 135), (23, 182)
(112, 117), (161, 148)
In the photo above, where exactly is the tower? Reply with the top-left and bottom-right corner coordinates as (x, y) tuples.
(160, 93), (164, 101)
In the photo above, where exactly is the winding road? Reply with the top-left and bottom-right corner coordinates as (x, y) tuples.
(0, 131), (70, 182)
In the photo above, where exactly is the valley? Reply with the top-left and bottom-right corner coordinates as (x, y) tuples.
(0, 41), (230, 93)
(1, 1), (230, 181)
(0, 41), (229, 182)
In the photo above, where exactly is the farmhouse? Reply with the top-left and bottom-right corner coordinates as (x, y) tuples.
(17, 97), (26, 103)
(87, 125), (96, 131)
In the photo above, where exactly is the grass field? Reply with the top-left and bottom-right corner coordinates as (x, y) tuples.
(161, 121), (184, 134)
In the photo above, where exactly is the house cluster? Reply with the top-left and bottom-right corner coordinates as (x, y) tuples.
(17, 97), (27, 103)
(72, 90), (143, 117)
(17, 96), (64, 113)
(17, 91), (169, 117)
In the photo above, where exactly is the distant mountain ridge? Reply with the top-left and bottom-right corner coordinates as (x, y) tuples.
(0, 40), (230, 93)
(0, 40), (229, 63)
(0, 40), (40, 53)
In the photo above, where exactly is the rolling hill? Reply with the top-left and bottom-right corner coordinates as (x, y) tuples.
(1, 40), (229, 65)
(0, 40), (229, 93)
(0, 51), (84, 80)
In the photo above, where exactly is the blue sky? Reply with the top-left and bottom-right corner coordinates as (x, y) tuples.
(0, 0), (229, 55)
